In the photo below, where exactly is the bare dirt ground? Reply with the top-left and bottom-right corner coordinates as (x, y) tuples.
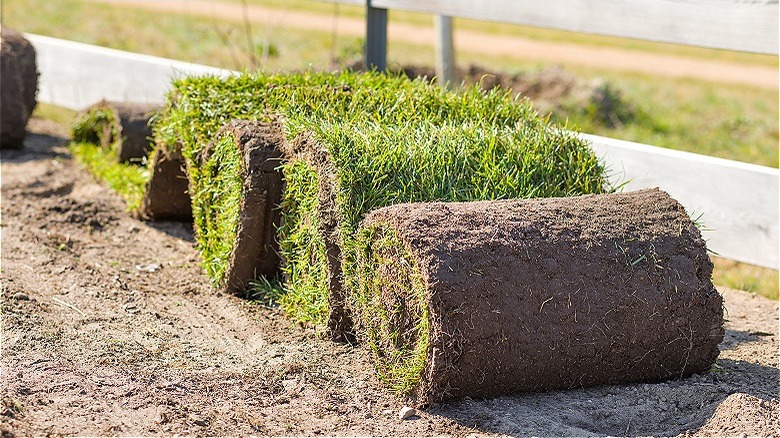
(90, 0), (778, 89)
(1, 120), (778, 436)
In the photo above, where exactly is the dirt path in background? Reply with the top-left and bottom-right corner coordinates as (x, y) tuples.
(1, 120), (778, 436)
(89, 0), (778, 89)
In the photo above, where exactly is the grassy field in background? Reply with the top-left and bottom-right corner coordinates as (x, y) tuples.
(10, 0), (779, 299)
(7, 0), (777, 167)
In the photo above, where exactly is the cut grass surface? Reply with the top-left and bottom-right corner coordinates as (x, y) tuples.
(68, 142), (149, 211)
(159, 71), (608, 328)
(190, 131), (243, 285)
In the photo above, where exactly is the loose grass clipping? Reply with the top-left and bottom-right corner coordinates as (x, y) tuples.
(1, 27), (38, 149)
(72, 100), (160, 163)
(350, 188), (724, 404)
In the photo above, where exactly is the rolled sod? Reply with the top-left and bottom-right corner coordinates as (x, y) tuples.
(73, 100), (160, 163)
(193, 120), (284, 293)
(351, 188), (724, 403)
(138, 147), (192, 221)
(1, 27), (38, 149)
(152, 72), (609, 337)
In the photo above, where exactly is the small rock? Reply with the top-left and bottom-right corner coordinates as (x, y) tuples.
(398, 406), (418, 420)
(12, 292), (29, 301)
(135, 263), (160, 273)
(124, 304), (139, 314)
(189, 414), (207, 426)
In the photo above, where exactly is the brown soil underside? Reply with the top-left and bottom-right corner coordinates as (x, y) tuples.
(362, 193), (723, 403)
(1, 120), (778, 436)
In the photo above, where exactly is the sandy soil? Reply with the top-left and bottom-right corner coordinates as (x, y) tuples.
(1, 120), (778, 436)
(88, 0), (778, 89)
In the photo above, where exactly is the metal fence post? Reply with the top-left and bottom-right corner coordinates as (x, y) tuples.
(435, 15), (455, 88)
(365, 1), (388, 70)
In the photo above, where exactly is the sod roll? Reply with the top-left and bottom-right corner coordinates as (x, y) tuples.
(74, 100), (160, 163)
(194, 120), (284, 293)
(1, 27), (37, 149)
(153, 72), (609, 338)
(351, 188), (724, 404)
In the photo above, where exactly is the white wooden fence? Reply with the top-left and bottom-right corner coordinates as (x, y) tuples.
(26, 32), (779, 269)
(30, 34), (233, 109)
(342, 0), (780, 70)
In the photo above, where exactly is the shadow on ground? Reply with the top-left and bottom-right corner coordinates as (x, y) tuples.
(427, 326), (778, 436)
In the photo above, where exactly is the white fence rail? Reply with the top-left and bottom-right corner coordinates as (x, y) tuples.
(349, 0), (779, 69)
(26, 34), (779, 269)
(29, 34), (234, 110)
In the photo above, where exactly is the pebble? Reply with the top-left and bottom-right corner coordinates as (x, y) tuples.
(135, 263), (160, 273)
(189, 414), (207, 426)
(12, 292), (29, 301)
(398, 406), (418, 420)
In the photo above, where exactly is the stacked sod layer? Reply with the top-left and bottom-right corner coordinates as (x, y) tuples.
(70, 102), (155, 212)
(152, 71), (609, 336)
(70, 101), (191, 220)
(351, 189), (724, 403)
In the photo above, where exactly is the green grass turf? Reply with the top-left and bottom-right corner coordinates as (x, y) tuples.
(68, 142), (149, 212)
(157, 70), (608, 327)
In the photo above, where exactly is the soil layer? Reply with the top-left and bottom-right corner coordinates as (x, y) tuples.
(138, 146), (192, 221)
(359, 190), (723, 403)
(1, 120), (777, 436)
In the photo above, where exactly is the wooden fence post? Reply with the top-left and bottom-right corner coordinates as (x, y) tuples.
(434, 15), (455, 88)
(365, 1), (388, 70)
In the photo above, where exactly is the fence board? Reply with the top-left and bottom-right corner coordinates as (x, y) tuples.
(27, 34), (234, 110)
(370, 0), (779, 55)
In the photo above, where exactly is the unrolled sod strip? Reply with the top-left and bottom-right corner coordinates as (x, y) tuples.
(350, 188), (724, 404)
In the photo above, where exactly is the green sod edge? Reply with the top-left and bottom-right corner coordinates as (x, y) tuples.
(276, 159), (329, 323)
(152, 70), (610, 328)
(189, 130), (243, 287)
(69, 108), (149, 212)
(71, 105), (116, 145)
(348, 222), (429, 396)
